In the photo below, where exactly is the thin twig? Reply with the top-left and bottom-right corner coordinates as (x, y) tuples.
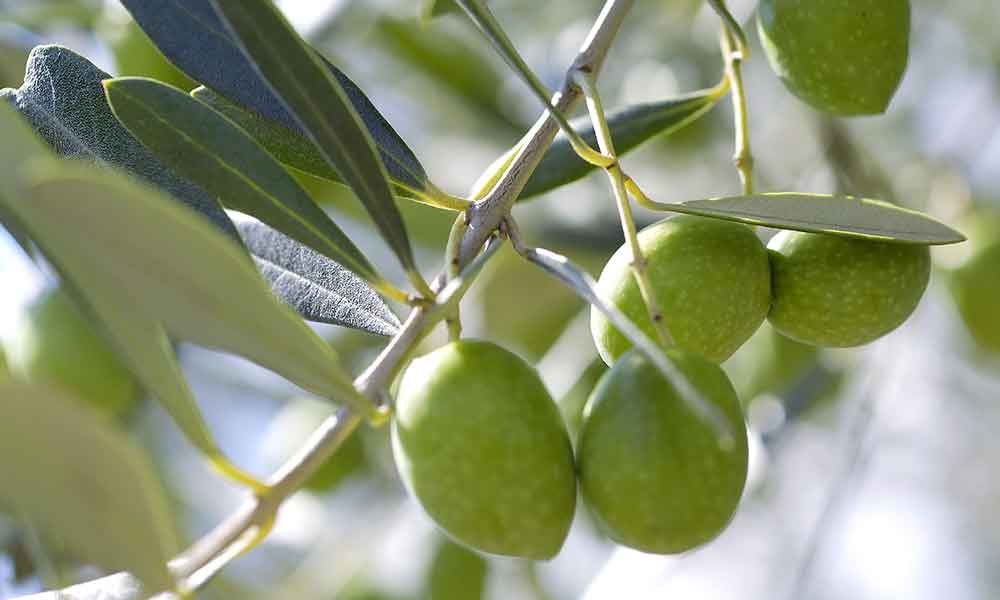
(573, 70), (674, 346)
(168, 0), (635, 589)
(719, 22), (754, 194)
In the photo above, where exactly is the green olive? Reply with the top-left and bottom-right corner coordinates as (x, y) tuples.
(578, 349), (748, 554)
(425, 537), (489, 600)
(758, 0), (910, 115)
(2, 287), (141, 418)
(591, 216), (771, 364)
(767, 231), (930, 347)
(950, 241), (1000, 354)
(392, 340), (576, 560)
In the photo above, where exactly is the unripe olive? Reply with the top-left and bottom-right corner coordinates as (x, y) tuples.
(767, 231), (930, 347)
(949, 241), (1000, 354)
(2, 287), (141, 418)
(758, 0), (910, 115)
(724, 322), (818, 404)
(425, 537), (489, 600)
(578, 349), (748, 554)
(591, 216), (771, 364)
(392, 340), (576, 560)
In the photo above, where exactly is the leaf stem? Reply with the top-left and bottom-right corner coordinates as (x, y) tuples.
(572, 70), (674, 347)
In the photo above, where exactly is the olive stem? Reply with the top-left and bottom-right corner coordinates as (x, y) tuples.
(169, 0), (634, 589)
(719, 23), (755, 195)
(452, 0), (614, 169)
(572, 70), (675, 347)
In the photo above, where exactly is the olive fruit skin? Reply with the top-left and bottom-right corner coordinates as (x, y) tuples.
(757, 0), (910, 115)
(949, 241), (1000, 354)
(767, 231), (930, 347)
(2, 288), (140, 417)
(392, 340), (576, 560)
(591, 216), (771, 365)
(578, 349), (748, 554)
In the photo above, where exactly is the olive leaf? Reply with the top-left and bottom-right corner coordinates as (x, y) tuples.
(520, 88), (723, 199)
(118, 0), (438, 201)
(0, 381), (179, 593)
(15, 159), (371, 416)
(0, 101), (231, 467)
(103, 77), (389, 292)
(208, 0), (424, 290)
(660, 192), (965, 245)
(237, 218), (401, 337)
(0, 44), (238, 239)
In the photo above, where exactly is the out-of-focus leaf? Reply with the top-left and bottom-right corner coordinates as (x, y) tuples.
(18, 572), (178, 600)
(521, 88), (723, 198)
(237, 219), (401, 336)
(0, 102), (235, 465)
(14, 160), (370, 415)
(667, 193), (966, 245)
(558, 358), (607, 439)
(104, 77), (387, 290)
(374, 18), (517, 130)
(209, 0), (423, 286)
(0, 24), (37, 89)
(0, 382), (179, 593)
(119, 0), (437, 199)
(0, 45), (237, 239)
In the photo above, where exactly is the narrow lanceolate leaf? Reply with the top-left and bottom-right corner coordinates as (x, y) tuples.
(192, 86), (340, 183)
(0, 382), (179, 593)
(0, 44), (238, 239)
(667, 193), (966, 245)
(119, 0), (434, 198)
(237, 219), (401, 336)
(518, 245), (734, 440)
(15, 160), (371, 416)
(521, 88), (723, 199)
(104, 77), (385, 289)
(0, 102), (229, 466)
(209, 0), (420, 282)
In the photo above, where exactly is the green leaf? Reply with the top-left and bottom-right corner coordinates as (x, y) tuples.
(521, 88), (723, 199)
(0, 102), (226, 465)
(103, 77), (386, 290)
(237, 219), (401, 336)
(0, 45), (239, 240)
(0, 381), (179, 593)
(663, 193), (966, 245)
(209, 0), (421, 284)
(13, 159), (371, 416)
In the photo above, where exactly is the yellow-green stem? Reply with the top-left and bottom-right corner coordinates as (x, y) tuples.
(721, 26), (754, 195)
(573, 70), (674, 347)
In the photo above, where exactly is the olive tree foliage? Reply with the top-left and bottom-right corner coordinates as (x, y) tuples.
(0, 0), (964, 598)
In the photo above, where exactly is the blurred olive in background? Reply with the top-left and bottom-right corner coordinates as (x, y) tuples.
(1, 286), (141, 419)
(424, 536), (489, 600)
(724, 322), (819, 406)
(949, 235), (1000, 355)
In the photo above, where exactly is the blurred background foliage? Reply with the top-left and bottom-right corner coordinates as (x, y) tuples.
(1, 0), (1000, 599)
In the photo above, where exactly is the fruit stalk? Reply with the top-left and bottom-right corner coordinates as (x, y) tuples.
(572, 69), (675, 347)
(720, 22), (754, 195)
(168, 0), (635, 588)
